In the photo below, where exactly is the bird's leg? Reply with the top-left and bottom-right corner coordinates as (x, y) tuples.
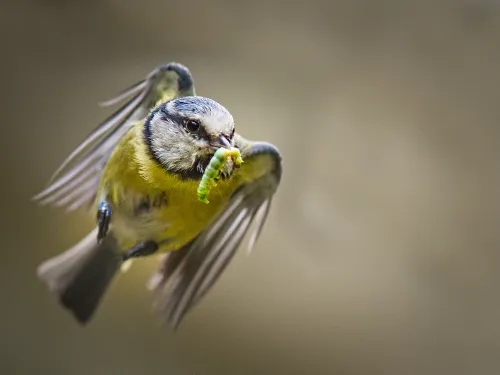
(122, 241), (159, 261)
(96, 201), (112, 242)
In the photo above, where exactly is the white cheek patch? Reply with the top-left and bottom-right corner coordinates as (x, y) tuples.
(149, 114), (196, 171)
(194, 138), (210, 152)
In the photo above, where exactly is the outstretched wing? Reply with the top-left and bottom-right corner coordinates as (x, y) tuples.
(148, 137), (282, 329)
(33, 62), (196, 211)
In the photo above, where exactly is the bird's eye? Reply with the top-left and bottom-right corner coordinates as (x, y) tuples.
(184, 119), (200, 133)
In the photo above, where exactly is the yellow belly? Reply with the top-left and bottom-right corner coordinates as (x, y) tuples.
(111, 178), (240, 252)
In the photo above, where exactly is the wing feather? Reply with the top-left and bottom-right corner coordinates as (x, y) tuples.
(98, 79), (147, 107)
(47, 88), (149, 185)
(247, 198), (272, 253)
(33, 63), (196, 211)
(150, 140), (282, 329)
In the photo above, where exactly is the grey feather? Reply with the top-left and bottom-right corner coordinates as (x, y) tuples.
(43, 177), (96, 207)
(247, 199), (272, 253)
(37, 229), (122, 324)
(40, 163), (97, 202)
(66, 189), (97, 212)
(46, 89), (148, 186)
(98, 79), (147, 107)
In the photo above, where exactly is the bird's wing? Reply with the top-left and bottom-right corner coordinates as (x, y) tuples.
(33, 63), (196, 211)
(149, 137), (282, 329)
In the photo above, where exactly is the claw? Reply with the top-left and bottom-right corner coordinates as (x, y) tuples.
(96, 201), (112, 242)
(122, 241), (159, 261)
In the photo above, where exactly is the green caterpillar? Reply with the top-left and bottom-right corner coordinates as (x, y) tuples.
(197, 147), (243, 204)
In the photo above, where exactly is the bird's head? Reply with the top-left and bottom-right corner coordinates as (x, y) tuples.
(144, 96), (237, 179)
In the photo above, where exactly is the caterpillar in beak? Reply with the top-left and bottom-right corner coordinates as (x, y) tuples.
(197, 147), (243, 204)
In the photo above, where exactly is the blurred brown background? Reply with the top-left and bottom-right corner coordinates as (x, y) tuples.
(1, 1), (500, 374)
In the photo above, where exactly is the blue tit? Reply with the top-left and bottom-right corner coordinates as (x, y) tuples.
(34, 63), (282, 329)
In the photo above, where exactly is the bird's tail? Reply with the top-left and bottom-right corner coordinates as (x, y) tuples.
(37, 228), (122, 324)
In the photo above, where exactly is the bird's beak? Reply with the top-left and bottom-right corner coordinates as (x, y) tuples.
(208, 135), (232, 152)
(217, 135), (232, 149)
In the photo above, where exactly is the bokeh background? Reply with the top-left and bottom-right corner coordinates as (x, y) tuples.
(1, 1), (500, 374)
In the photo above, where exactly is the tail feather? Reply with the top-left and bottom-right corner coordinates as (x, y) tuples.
(37, 228), (122, 324)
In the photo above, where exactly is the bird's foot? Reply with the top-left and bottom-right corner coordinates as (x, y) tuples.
(96, 201), (112, 242)
(122, 241), (159, 261)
